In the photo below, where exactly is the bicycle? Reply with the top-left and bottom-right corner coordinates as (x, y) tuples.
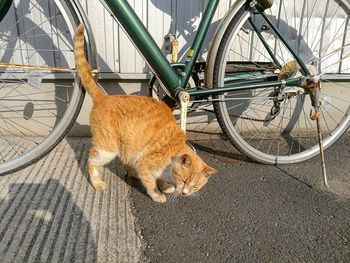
(1, 0), (350, 187)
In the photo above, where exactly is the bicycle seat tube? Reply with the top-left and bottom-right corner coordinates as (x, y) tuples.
(103, 0), (180, 97)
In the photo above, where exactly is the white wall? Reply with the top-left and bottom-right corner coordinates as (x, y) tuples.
(79, 0), (234, 78)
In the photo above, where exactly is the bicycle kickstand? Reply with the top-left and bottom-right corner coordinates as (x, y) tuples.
(178, 91), (190, 133)
(310, 81), (329, 188)
(316, 114), (329, 187)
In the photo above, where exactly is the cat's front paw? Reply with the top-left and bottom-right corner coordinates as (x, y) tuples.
(158, 180), (176, 194)
(162, 185), (175, 194)
(91, 179), (108, 190)
(152, 194), (167, 203)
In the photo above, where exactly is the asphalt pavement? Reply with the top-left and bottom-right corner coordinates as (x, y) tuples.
(131, 132), (350, 263)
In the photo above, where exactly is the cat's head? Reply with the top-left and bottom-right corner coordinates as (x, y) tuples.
(171, 150), (217, 196)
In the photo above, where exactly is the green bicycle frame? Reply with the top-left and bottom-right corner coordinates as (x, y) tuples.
(103, 0), (220, 97)
(103, 0), (306, 97)
(0, 0), (12, 22)
(0, 0), (308, 98)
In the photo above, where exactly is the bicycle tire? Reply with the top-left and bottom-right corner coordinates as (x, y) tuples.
(0, 0), (89, 174)
(213, 0), (350, 164)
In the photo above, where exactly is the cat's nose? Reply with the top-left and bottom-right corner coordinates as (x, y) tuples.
(182, 188), (190, 195)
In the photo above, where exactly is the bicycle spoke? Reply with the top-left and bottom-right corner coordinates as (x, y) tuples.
(0, 114), (42, 138)
(313, 4), (341, 59)
(1, 0), (46, 35)
(1, 31), (71, 44)
(235, 33), (284, 68)
(0, 125), (22, 158)
(0, 95), (55, 130)
(0, 12), (65, 50)
(0, 80), (60, 119)
(0, 0), (84, 173)
(0, 68), (70, 105)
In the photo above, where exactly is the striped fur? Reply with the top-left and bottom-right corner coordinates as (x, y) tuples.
(74, 24), (105, 103)
(73, 24), (216, 203)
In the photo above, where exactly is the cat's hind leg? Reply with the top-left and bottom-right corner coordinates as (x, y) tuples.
(88, 147), (118, 190)
(123, 164), (138, 178)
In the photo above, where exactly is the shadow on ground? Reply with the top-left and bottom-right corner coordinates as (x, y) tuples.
(0, 179), (97, 262)
(130, 134), (350, 263)
(66, 137), (149, 200)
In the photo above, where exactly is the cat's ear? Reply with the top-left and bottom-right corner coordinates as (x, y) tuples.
(180, 154), (191, 169)
(203, 165), (217, 178)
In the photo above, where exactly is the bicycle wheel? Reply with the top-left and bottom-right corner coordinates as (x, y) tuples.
(0, 0), (87, 174)
(213, 0), (350, 164)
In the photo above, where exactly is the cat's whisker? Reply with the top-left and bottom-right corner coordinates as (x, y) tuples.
(168, 191), (179, 203)
(190, 192), (201, 198)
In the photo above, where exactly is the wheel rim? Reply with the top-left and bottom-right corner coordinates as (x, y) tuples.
(0, 0), (82, 172)
(216, 0), (350, 164)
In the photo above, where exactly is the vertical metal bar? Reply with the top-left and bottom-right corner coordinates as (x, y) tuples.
(257, 5), (311, 75)
(312, 86), (329, 187)
(103, 0), (180, 95)
(248, 21), (255, 61)
(316, 116), (329, 187)
(181, 0), (220, 88)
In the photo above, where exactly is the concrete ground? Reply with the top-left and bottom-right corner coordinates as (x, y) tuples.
(0, 139), (141, 263)
(1, 132), (349, 262)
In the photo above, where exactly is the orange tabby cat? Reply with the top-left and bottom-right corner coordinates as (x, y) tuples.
(74, 24), (216, 203)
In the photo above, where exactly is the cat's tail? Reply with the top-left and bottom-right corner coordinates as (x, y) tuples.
(74, 24), (105, 103)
